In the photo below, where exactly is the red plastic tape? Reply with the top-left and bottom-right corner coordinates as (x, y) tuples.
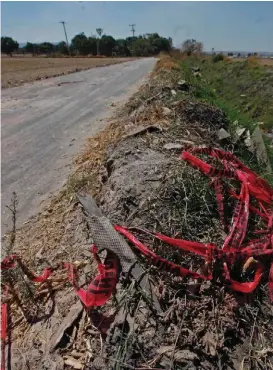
(65, 249), (119, 308)
(1, 287), (8, 370)
(115, 225), (212, 280)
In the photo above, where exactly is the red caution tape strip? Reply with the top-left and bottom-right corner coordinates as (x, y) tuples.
(1, 146), (273, 370)
(65, 246), (120, 308)
(1, 288), (8, 370)
(115, 146), (273, 298)
(0, 250), (119, 370)
(1, 248), (119, 309)
(114, 225), (212, 280)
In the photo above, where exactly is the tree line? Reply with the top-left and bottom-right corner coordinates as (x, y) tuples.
(1, 31), (173, 57)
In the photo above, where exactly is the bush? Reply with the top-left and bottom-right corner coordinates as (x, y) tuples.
(212, 54), (224, 63)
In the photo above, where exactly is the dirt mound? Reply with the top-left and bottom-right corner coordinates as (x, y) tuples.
(175, 100), (228, 128)
(100, 138), (172, 224)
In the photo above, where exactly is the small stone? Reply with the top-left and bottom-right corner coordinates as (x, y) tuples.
(218, 128), (231, 140)
(177, 79), (187, 85)
(36, 246), (44, 260)
(164, 143), (183, 150)
(251, 127), (272, 172)
(171, 89), (177, 96)
(129, 104), (145, 118)
(235, 127), (246, 138)
(193, 71), (202, 77)
(64, 357), (82, 369)
(162, 107), (171, 116)
(240, 94), (246, 97)
(177, 79), (190, 91)
(191, 66), (200, 72)
(180, 139), (194, 145)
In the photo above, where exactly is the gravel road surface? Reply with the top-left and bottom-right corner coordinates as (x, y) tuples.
(1, 58), (156, 233)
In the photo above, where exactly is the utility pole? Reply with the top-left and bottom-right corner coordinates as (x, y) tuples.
(60, 21), (70, 54)
(129, 24), (136, 37)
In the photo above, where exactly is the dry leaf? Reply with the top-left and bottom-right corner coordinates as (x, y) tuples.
(202, 332), (217, 356)
(156, 345), (174, 355)
(64, 356), (83, 369)
(173, 350), (198, 363)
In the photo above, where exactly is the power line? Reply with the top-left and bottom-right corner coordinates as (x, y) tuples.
(60, 21), (70, 54)
(129, 24), (136, 37)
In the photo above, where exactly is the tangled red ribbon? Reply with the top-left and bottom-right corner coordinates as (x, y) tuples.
(116, 147), (273, 298)
(1, 146), (273, 370)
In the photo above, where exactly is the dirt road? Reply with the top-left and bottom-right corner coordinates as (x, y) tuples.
(1, 58), (156, 233)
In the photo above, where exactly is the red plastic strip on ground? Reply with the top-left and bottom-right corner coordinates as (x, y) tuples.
(182, 147), (273, 204)
(228, 189), (268, 220)
(1, 287), (8, 370)
(223, 262), (264, 293)
(1, 303), (7, 370)
(114, 225), (212, 280)
(1, 255), (53, 283)
(222, 183), (249, 252)
(65, 249), (119, 308)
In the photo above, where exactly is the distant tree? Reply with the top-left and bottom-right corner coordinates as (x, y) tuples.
(32, 44), (41, 55)
(71, 33), (90, 55)
(96, 28), (103, 37)
(88, 37), (97, 55)
(16, 30), (173, 58)
(57, 41), (69, 55)
(39, 42), (54, 54)
(131, 38), (154, 56)
(212, 53), (224, 63)
(238, 53), (241, 57)
(147, 33), (172, 54)
(1, 36), (19, 56)
(126, 36), (137, 45)
(96, 28), (103, 55)
(181, 39), (203, 56)
(24, 42), (34, 54)
(100, 35), (116, 56)
(114, 39), (131, 56)
(227, 52), (234, 56)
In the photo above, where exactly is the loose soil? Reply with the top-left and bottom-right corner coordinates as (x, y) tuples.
(1, 56), (135, 88)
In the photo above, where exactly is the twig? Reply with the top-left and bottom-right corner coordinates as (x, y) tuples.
(248, 309), (258, 358)
(103, 355), (164, 370)
(169, 297), (186, 370)
(5, 191), (18, 254)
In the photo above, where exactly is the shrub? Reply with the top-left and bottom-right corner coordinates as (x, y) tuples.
(212, 54), (224, 63)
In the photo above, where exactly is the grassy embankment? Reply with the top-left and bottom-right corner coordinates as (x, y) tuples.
(173, 54), (273, 181)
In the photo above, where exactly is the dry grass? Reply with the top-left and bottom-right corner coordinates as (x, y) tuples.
(1, 56), (135, 88)
(154, 54), (180, 73)
(232, 57), (273, 66)
(255, 58), (273, 66)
